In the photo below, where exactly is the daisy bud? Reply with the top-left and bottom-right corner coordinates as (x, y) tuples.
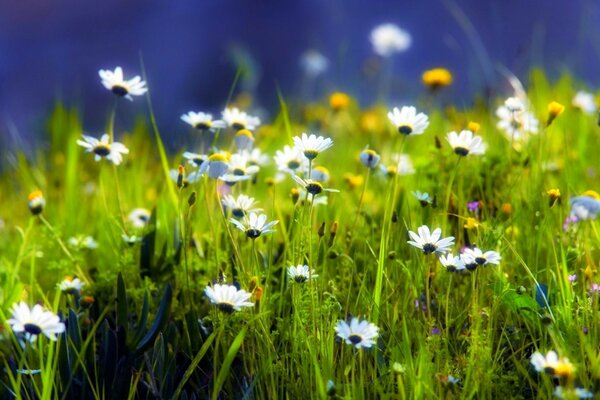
(422, 68), (453, 91)
(188, 191), (197, 207)
(329, 92), (350, 111)
(318, 222), (325, 238)
(501, 203), (513, 216)
(330, 221), (338, 239)
(434, 136), (442, 150)
(467, 121), (481, 133)
(248, 276), (259, 292)
(547, 188), (561, 207)
(28, 190), (45, 216)
(359, 148), (381, 169)
(290, 188), (300, 205)
(546, 101), (565, 126)
(80, 295), (95, 308)
(265, 177), (275, 187)
(254, 286), (263, 302)
(177, 164), (185, 189)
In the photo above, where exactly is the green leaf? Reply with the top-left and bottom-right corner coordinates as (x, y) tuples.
(170, 331), (216, 400)
(212, 327), (247, 400)
(133, 290), (150, 344)
(116, 273), (128, 338)
(135, 283), (173, 354)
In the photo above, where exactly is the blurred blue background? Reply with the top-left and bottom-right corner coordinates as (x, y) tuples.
(1, 0), (599, 150)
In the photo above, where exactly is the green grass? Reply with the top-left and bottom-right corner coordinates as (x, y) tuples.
(0, 69), (599, 399)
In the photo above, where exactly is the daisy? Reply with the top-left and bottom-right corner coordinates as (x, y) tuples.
(68, 235), (98, 250)
(182, 151), (208, 168)
(446, 130), (486, 156)
(98, 66), (147, 100)
(293, 133), (334, 160)
(407, 225), (454, 255)
(181, 111), (226, 131)
(359, 148), (381, 169)
(220, 153), (260, 185)
(412, 191), (433, 207)
(572, 90), (596, 114)
(530, 350), (575, 378)
(234, 129), (255, 151)
(128, 208), (151, 229)
(310, 166), (330, 183)
(335, 317), (379, 349)
(292, 174), (339, 197)
(504, 97), (525, 112)
(204, 283), (253, 312)
(222, 107), (261, 131)
(28, 190), (45, 215)
(169, 168), (201, 187)
(244, 148), (270, 167)
(274, 145), (308, 176)
(439, 254), (465, 272)
(287, 265), (318, 283)
(387, 106), (429, 136)
(382, 154), (416, 177)
(370, 23), (411, 57)
(496, 100), (539, 143)
(298, 191), (329, 207)
(230, 212), (278, 239)
(460, 247), (501, 270)
(57, 277), (85, 294)
(77, 134), (129, 166)
(199, 153), (230, 179)
(554, 386), (594, 399)
(569, 196), (600, 220)
(7, 302), (65, 342)
(221, 194), (262, 218)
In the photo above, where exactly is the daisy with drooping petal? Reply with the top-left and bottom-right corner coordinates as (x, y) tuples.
(28, 190), (45, 215)
(58, 277), (85, 294)
(204, 283), (253, 312)
(274, 145), (308, 177)
(128, 208), (151, 229)
(370, 23), (411, 57)
(222, 194), (262, 218)
(7, 302), (65, 342)
(438, 254), (465, 272)
(359, 148), (381, 169)
(446, 130), (486, 156)
(572, 91), (596, 114)
(292, 174), (339, 197)
(182, 152), (208, 168)
(222, 107), (261, 131)
(530, 350), (575, 378)
(77, 134), (129, 166)
(310, 166), (330, 183)
(387, 106), (429, 136)
(181, 111), (226, 132)
(407, 225), (454, 255)
(230, 212), (278, 239)
(98, 66), (147, 100)
(293, 133), (334, 160)
(335, 317), (379, 349)
(234, 129), (255, 151)
(459, 247), (501, 271)
(199, 153), (230, 179)
(287, 265), (318, 283)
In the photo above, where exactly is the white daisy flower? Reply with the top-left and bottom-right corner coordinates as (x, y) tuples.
(77, 134), (129, 166)
(274, 145), (308, 177)
(460, 247), (501, 270)
(182, 152), (208, 168)
(359, 148), (381, 169)
(181, 111), (226, 131)
(230, 212), (278, 239)
(222, 194), (262, 218)
(572, 91), (596, 114)
(293, 133), (334, 160)
(199, 153), (230, 179)
(446, 130), (486, 156)
(370, 23), (411, 57)
(407, 225), (454, 255)
(222, 107), (261, 131)
(57, 277), (85, 294)
(98, 66), (147, 100)
(287, 265), (318, 283)
(128, 208), (151, 229)
(496, 101), (539, 143)
(504, 96), (525, 112)
(382, 154), (416, 177)
(221, 153), (260, 185)
(530, 350), (574, 378)
(438, 254), (465, 272)
(387, 106), (429, 136)
(234, 129), (255, 151)
(292, 174), (339, 197)
(7, 302), (65, 342)
(245, 148), (270, 167)
(412, 191), (433, 207)
(68, 235), (98, 250)
(570, 196), (600, 220)
(335, 317), (379, 349)
(28, 191), (45, 215)
(553, 386), (594, 399)
(310, 166), (330, 183)
(204, 283), (253, 312)
(300, 50), (329, 77)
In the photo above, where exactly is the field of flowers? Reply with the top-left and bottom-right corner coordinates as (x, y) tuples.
(2, 26), (600, 400)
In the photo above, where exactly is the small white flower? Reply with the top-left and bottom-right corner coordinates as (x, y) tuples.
(300, 50), (329, 77)
(570, 196), (600, 220)
(122, 234), (142, 245)
(504, 97), (525, 112)
(292, 174), (339, 197)
(407, 225), (454, 255)
(234, 129), (255, 151)
(77, 134), (129, 166)
(382, 154), (416, 177)
(412, 191), (433, 207)
(98, 66), (147, 100)
(181, 111), (226, 131)
(554, 386), (594, 399)
(460, 247), (501, 270)
(572, 91), (596, 114)
(274, 145), (308, 177)
(446, 130), (486, 156)
(222, 194), (262, 218)
(7, 302), (65, 342)
(68, 235), (98, 250)
(335, 317), (379, 349)
(496, 101), (539, 143)
(58, 277), (85, 294)
(199, 153), (230, 179)
(230, 212), (278, 239)
(359, 148), (381, 169)
(128, 208), (151, 229)
(287, 265), (318, 283)
(293, 133), (334, 160)
(530, 350), (574, 378)
(387, 106), (429, 136)
(370, 23), (411, 57)
(204, 283), (253, 312)
(222, 107), (261, 131)
(220, 153), (260, 186)
(439, 254), (465, 272)
(245, 148), (270, 167)
(182, 152), (208, 168)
